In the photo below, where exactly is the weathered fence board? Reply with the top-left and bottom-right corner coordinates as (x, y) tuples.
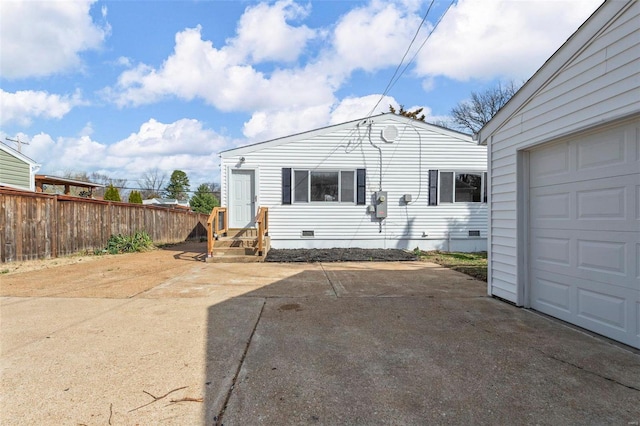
(0, 189), (209, 262)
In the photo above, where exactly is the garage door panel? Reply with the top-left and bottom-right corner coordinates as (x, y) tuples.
(530, 122), (638, 188)
(529, 117), (640, 348)
(532, 229), (637, 290)
(531, 177), (638, 232)
(577, 186), (626, 220)
(531, 269), (639, 346)
(530, 191), (571, 220)
(575, 124), (627, 171)
(530, 273), (573, 316)
(531, 234), (571, 267)
(577, 287), (626, 331)
(577, 239), (626, 276)
(529, 141), (570, 182)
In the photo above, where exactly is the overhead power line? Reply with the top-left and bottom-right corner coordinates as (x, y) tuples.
(5, 136), (30, 153)
(367, 0), (457, 117)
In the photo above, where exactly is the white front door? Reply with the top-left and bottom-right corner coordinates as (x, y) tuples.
(528, 117), (639, 349)
(230, 170), (255, 228)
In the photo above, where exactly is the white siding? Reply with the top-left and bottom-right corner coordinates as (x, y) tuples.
(222, 115), (487, 250)
(487, 1), (640, 303)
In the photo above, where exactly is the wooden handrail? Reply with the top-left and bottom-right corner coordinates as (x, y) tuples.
(207, 207), (228, 257)
(255, 206), (269, 256)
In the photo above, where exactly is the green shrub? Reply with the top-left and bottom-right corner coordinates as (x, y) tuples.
(104, 184), (121, 202)
(104, 231), (154, 254)
(128, 190), (143, 204)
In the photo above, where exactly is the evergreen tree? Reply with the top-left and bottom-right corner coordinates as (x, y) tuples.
(189, 183), (220, 214)
(165, 170), (190, 201)
(389, 105), (426, 121)
(128, 190), (143, 204)
(104, 184), (121, 202)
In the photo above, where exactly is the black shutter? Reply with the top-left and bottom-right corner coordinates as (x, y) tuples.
(282, 168), (291, 204)
(428, 170), (438, 206)
(356, 169), (366, 205)
(483, 172), (488, 203)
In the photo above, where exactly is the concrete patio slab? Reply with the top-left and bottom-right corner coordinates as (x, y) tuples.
(1, 243), (638, 425)
(222, 295), (640, 425)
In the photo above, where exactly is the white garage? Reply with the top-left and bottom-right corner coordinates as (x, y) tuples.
(528, 120), (639, 348)
(479, 0), (640, 349)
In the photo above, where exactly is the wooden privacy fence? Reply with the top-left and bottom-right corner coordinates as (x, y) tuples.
(0, 189), (209, 263)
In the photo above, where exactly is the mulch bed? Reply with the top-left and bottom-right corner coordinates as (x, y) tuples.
(265, 248), (418, 263)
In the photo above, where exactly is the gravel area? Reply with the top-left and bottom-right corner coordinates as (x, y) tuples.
(265, 248), (418, 263)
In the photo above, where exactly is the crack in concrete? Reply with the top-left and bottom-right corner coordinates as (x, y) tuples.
(320, 264), (340, 297)
(542, 351), (640, 392)
(214, 298), (266, 426)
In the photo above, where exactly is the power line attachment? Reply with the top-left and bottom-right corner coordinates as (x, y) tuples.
(5, 136), (30, 153)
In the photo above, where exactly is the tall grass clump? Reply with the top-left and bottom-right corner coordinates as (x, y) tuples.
(101, 231), (154, 254)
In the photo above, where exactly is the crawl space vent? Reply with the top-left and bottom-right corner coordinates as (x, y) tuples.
(301, 230), (315, 237)
(468, 230), (481, 237)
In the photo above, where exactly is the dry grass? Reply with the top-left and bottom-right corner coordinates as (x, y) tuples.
(417, 251), (487, 282)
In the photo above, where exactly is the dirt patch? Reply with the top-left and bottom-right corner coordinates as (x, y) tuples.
(0, 253), (113, 276)
(265, 248), (417, 263)
(0, 242), (208, 298)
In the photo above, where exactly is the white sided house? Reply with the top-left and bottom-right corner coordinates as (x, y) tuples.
(220, 113), (487, 252)
(478, 0), (639, 349)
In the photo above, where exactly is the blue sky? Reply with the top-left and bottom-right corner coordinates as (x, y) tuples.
(0, 0), (602, 191)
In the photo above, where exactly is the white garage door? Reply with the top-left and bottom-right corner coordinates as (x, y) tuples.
(529, 117), (640, 349)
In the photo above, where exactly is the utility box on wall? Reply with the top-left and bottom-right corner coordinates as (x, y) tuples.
(374, 191), (387, 218)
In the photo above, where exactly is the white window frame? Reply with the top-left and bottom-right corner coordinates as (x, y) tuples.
(293, 169), (357, 204)
(438, 170), (487, 204)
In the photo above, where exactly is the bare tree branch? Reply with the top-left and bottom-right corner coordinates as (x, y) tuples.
(450, 80), (521, 134)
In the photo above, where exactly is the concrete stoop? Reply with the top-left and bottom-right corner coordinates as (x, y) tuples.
(206, 228), (269, 263)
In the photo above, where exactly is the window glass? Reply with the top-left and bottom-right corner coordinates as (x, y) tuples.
(340, 171), (354, 202)
(310, 171), (339, 202)
(440, 172), (453, 203)
(455, 173), (482, 202)
(294, 171), (308, 202)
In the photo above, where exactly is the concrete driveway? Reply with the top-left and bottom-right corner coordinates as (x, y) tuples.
(1, 243), (639, 425)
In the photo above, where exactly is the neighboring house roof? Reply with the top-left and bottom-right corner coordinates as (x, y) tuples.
(35, 175), (106, 189)
(478, 0), (633, 144)
(221, 113), (474, 156)
(0, 142), (40, 168)
(142, 198), (190, 208)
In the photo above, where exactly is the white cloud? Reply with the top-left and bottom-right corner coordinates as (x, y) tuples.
(330, 1), (423, 74)
(104, 0), (421, 132)
(103, 0), (602, 143)
(16, 118), (229, 186)
(0, 0), (109, 79)
(414, 0), (602, 81)
(329, 95), (396, 124)
(0, 89), (84, 126)
(229, 0), (316, 63)
(242, 104), (333, 141)
(108, 118), (227, 157)
(106, 25), (336, 112)
(241, 95), (398, 142)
